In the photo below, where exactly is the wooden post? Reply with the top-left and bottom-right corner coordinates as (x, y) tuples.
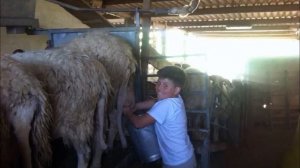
(141, 0), (151, 100)
(284, 70), (291, 128)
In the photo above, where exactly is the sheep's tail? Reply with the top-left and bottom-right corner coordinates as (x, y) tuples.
(30, 94), (53, 168)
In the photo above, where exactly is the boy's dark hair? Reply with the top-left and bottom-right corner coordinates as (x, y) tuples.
(12, 49), (24, 54)
(157, 66), (186, 87)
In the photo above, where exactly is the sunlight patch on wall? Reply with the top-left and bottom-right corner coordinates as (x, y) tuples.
(151, 28), (300, 81)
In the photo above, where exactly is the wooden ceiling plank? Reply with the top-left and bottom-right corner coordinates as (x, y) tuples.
(188, 4), (299, 15)
(102, 0), (174, 6)
(166, 17), (299, 26)
(150, 4), (299, 17)
(59, 0), (113, 27)
(182, 25), (294, 31)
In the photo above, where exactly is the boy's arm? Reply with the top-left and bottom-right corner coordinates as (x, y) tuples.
(135, 98), (157, 110)
(123, 104), (155, 128)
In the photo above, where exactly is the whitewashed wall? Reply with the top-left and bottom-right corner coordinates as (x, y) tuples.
(0, 0), (88, 56)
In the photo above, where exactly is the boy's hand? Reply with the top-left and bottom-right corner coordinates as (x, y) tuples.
(123, 103), (136, 116)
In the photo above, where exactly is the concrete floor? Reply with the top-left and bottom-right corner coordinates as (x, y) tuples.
(51, 118), (298, 168)
(222, 126), (297, 168)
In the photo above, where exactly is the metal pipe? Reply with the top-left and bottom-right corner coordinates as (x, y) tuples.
(48, 0), (201, 17)
(168, 0), (201, 17)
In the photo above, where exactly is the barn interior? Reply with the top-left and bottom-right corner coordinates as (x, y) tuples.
(0, 0), (299, 168)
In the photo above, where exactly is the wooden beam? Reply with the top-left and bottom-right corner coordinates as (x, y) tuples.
(187, 32), (298, 38)
(184, 27), (299, 39)
(182, 25), (296, 31)
(58, 0), (112, 27)
(140, 0), (152, 100)
(103, 0), (173, 6)
(167, 18), (300, 27)
(192, 4), (300, 15)
(153, 4), (300, 17)
(90, 0), (103, 8)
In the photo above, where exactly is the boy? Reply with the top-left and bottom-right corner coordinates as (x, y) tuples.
(123, 66), (196, 168)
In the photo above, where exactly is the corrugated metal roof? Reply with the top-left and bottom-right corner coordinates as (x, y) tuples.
(105, 2), (298, 20)
(58, 0), (300, 38)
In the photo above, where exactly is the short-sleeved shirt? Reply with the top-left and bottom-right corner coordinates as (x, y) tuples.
(148, 95), (194, 166)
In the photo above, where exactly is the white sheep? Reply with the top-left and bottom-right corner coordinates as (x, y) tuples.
(11, 48), (112, 168)
(0, 56), (53, 168)
(62, 31), (137, 149)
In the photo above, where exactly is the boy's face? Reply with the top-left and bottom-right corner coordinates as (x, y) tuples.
(155, 77), (181, 100)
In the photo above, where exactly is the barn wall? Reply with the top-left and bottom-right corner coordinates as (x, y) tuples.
(246, 57), (300, 128)
(0, 0), (88, 56)
(35, 0), (88, 29)
(0, 27), (48, 56)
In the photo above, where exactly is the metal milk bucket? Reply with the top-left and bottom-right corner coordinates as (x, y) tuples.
(128, 123), (161, 163)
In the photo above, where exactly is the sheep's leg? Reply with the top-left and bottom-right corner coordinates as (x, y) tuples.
(117, 84), (128, 148)
(15, 127), (31, 168)
(74, 144), (90, 168)
(107, 84), (128, 149)
(76, 154), (89, 168)
(107, 109), (118, 149)
(117, 80), (135, 149)
(12, 114), (33, 168)
(117, 106), (127, 148)
(90, 96), (107, 168)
